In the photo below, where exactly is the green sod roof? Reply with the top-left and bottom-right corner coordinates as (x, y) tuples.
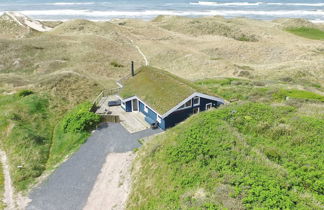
(119, 66), (212, 115)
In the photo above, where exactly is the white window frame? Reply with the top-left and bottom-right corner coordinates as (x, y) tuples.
(193, 107), (200, 114)
(193, 96), (200, 106)
(121, 101), (126, 109)
(157, 115), (162, 123)
(206, 103), (212, 110)
(178, 99), (192, 110)
(144, 106), (148, 113)
(132, 99), (139, 112)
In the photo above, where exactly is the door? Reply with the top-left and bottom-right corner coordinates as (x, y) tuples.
(132, 99), (138, 111)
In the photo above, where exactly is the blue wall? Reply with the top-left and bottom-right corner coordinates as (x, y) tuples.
(123, 96), (223, 130)
(138, 101), (158, 122)
(163, 97), (223, 129)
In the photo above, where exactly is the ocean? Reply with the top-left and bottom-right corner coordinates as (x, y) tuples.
(0, 0), (323, 22)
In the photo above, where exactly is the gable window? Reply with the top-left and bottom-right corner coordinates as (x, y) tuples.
(193, 96), (200, 106)
(144, 106), (148, 113)
(185, 100), (192, 107)
(178, 99), (192, 110)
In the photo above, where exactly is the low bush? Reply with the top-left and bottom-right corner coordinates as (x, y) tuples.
(17, 89), (34, 97)
(110, 61), (124, 68)
(47, 102), (101, 169)
(62, 102), (101, 133)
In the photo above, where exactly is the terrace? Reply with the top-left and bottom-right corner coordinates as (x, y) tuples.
(96, 95), (149, 133)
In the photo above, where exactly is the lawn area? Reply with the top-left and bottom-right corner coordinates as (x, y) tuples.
(286, 27), (324, 40)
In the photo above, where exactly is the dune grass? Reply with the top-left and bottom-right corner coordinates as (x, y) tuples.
(286, 27), (324, 40)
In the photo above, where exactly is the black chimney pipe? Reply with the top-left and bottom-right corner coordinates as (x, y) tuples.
(131, 61), (135, 76)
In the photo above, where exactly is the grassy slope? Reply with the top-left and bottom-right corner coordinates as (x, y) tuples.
(0, 92), (100, 191)
(128, 78), (324, 209)
(0, 93), (52, 190)
(286, 27), (324, 40)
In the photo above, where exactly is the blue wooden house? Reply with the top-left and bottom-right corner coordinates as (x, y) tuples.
(118, 66), (225, 130)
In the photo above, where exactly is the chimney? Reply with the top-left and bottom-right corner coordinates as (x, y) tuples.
(131, 61), (135, 76)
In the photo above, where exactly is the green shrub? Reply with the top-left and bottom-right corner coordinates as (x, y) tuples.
(62, 102), (101, 133)
(18, 89), (34, 97)
(263, 147), (282, 163)
(110, 61), (124, 68)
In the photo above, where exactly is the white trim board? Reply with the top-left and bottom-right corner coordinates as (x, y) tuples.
(161, 92), (224, 118)
(122, 96), (162, 117)
(120, 92), (225, 119)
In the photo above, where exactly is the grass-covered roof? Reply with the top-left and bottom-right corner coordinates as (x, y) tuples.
(119, 66), (211, 114)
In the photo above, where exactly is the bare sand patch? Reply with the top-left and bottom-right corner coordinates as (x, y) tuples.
(83, 152), (135, 210)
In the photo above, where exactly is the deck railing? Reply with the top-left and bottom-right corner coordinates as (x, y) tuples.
(90, 87), (121, 112)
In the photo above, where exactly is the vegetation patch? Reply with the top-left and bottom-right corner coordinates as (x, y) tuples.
(110, 61), (124, 68)
(286, 27), (324, 40)
(62, 102), (101, 133)
(17, 89), (34, 97)
(0, 93), (101, 191)
(47, 102), (101, 169)
(129, 103), (323, 209)
(273, 89), (324, 102)
(0, 93), (52, 191)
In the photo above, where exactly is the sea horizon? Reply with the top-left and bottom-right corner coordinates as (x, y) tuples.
(0, 0), (323, 23)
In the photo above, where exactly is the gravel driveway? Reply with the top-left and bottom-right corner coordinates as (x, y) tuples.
(27, 123), (162, 210)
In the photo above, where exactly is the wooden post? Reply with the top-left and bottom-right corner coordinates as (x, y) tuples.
(131, 61), (135, 76)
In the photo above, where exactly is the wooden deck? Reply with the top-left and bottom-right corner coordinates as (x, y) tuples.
(96, 96), (150, 133)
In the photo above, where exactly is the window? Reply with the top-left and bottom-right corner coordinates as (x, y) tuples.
(178, 100), (192, 110)
(206, 103), (212, 110)
(144, 106), (148, 113)
(157, 116), (162, 123)
(193, 107), (199, 114)
(185, 100), (192, 107)
(193, 96), (200, 106)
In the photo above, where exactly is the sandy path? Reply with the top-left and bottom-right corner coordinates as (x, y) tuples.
(83, 152), (135, 210)
(128, 38), (149, 66)
(0, 149), (15, 209)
